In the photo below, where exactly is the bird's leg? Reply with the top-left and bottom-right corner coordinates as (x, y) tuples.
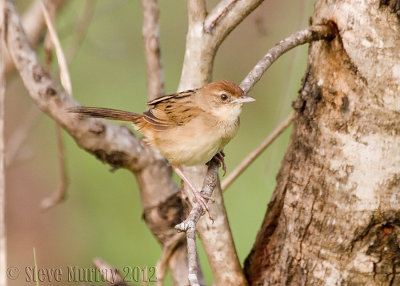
(172, 166), (212, 214)
(211, 150), (226, 175)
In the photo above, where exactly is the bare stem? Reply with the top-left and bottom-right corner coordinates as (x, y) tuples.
(5, 0), (68, 73)
(66, 0), (95, 64)
(93, 257), (131, 285)
(205, 0), (264, 47)
(5, 106), (40, 167)
(240, 24), (335, 94)
(40, 6), (69, 210)
(155, 232), (185, 286)
(204, 0), (238, 32)
(41, 125), (68, 210)
(0, 0), (6, 284)
(140, 0), (165, 100)
(41, 0), (72, 96)
(5, 2), (188, 283)
(175, 160), (219, 286)
(222, 113), (294, 191)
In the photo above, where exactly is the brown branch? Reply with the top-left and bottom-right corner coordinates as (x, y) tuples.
(222, 113), (294, 191)
(93, 257), (131, 285)
(175, 160), (219, 286)
(66, 0), (95, 63)
(155, 232), (185, 286)
(176, 2), (251, 285)
(240, 24), (335, 94)
(5, 2), (189, 284)
(140, 0), (164, 100)
(40, 4), (69, 210)
(0, 0), (6, 283)
(5, 0), (68, 73)
(41, 125), (68, 210)
(204, 0), (238, 32)
(41, 0), (72, 96)
(188, 0), (207, 27)
(204, 0), (264, 46)
(5, 105), (40, 167)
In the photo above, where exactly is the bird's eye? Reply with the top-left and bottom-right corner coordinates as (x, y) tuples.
(220, 94), (228, 101)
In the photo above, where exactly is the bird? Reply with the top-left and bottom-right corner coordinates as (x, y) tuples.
(68, 80), (255, 213)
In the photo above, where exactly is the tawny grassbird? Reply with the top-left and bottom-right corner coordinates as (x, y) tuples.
(69, 80), (255, 212)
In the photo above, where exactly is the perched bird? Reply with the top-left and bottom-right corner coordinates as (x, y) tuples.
(68, 80), (255, 213)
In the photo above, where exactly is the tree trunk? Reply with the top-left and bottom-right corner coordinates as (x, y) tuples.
(244, 0), (400, 284)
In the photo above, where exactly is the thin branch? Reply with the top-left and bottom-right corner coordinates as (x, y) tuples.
(41, 125), (68, 210)
(240, 24), (335, 94)
(93, 257), (131, 286)
(155, 232), (185, 286)
(176, 160), (219, 286)
(0, 0), (6, 284)
(222, 113), (294, 191)
(5, 106), (40, 167)
(140, 0), (164, 100)
(66, 0), (95, 63)
(40, 3), (69, 210)
(204, 0), (238, 32)
(205, 0), (264, 46)
(5, 2), (189, 283)
(41, 0), (72, 96)
(5, 0), (68, 73)
(5, 0), (144, 171)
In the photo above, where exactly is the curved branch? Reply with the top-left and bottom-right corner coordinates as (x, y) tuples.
(222, 113), (294, 191)
(240, 24), (336, 94)
(175, 160), (219, 286)
(205, 0), (264, 46)
(0, 0), (6, 283)
(140, 0), (165, 100)
(5, 0), (68, 73)
(5, 1), (189, 284)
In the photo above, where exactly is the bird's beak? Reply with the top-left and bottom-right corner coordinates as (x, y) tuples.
(231, 94), (256, 104)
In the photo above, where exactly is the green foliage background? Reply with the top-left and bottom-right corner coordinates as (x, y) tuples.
(7, 1), (316, 285)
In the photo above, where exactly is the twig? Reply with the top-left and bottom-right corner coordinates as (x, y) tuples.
(5, 0), (68, 73)
(66, 0), (95, 64)
(222, 113), (294, 191)
(5, 2), (189, 282)
(205, 0), (264, 47)
(140, 0), (165, 100)
(204, 0), (238, 32)
(175, 160), (219, 286)
(240, 24), (335, 94)
(0, 0), (6, 284)
(40, 3), (69, 210)
(5, 106), (40, 167)
(93, 257), (131, 286)
(40, 0), (72, 96)
(155, 232), (185, 286)
(41, 125), (68, 210)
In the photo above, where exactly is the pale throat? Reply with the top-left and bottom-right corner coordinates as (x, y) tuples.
(211, 103), (243, 123)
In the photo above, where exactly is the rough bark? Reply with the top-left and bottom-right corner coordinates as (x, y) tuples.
(245, 0), (400, 285)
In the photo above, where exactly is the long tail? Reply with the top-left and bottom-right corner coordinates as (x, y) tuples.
(67, 106), (142, 123)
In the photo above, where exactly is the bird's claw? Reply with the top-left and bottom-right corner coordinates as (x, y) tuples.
(211, 151), (226, 176)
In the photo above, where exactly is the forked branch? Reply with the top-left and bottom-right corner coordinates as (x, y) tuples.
(140, 0), (165, 100)
(175, 160), (219, 286)
(240, 24), (336, 93)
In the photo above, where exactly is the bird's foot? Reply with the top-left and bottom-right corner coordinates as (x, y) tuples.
(211, 150), (226, 176)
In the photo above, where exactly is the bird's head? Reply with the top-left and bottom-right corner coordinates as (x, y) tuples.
(198, 80), (255, 121)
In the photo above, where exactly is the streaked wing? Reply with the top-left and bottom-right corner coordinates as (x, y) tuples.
(147, 90), (195, 106)
(143, 90), (202, 131)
